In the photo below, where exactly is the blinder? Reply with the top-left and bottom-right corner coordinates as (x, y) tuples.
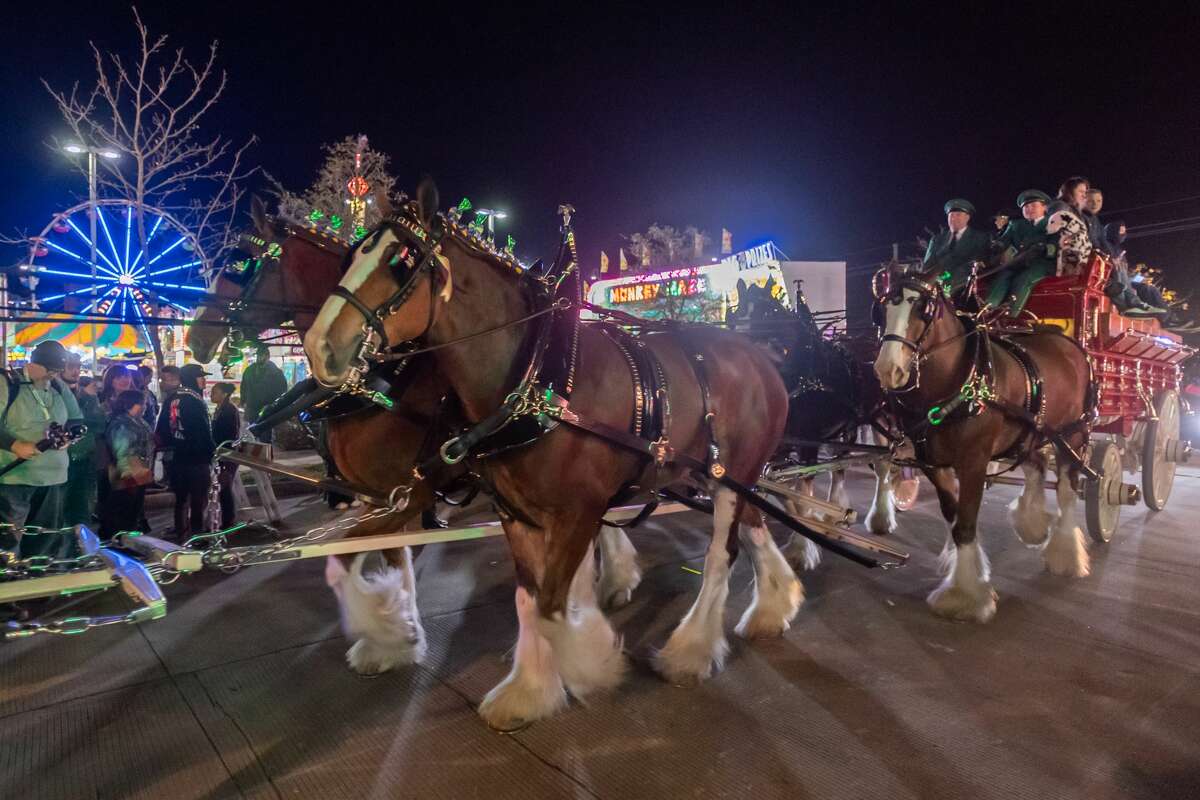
(332, 206), (449, 353)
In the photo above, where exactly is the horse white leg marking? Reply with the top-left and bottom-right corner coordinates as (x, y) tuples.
(596, 524), (641, 609)
(781, 481), (823, 570)
(478, 586), (567, 731)
(1011, 462), (1052, 546)
(829, 469), (849, 514)
(866, 460), (898, 535)
(537, 544), (627, 700)
(1044, 464), (1090, 578)
(735, 523), (805, 639)
(927, 540), (998, 623)
(655, 487), (736, 685)
(335, 551), (427, 675)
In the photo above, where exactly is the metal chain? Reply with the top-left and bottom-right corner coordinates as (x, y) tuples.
(199, 494), (409, 572)
(0, 524), (104, 578)
(5, 612), (141, 639)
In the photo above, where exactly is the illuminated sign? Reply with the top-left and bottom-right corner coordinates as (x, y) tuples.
(608, 274), (707, 305)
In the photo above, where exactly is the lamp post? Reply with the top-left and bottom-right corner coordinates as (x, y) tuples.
(63, 143), (119, 372)
(475, 208), (508, 243)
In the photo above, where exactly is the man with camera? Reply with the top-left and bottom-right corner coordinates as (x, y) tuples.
(0, 341), (85, 557)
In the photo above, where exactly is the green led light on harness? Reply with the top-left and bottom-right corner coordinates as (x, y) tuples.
(927, 405), (945, 425)
(368, 391), (395, 409)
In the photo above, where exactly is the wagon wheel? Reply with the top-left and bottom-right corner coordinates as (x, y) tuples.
(893, 467), (920, 512)
(1142, 390), (1181, 511)
(1085, 439), (1123, 544)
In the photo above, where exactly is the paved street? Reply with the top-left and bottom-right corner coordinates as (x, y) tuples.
(3, 467), (1199, 800)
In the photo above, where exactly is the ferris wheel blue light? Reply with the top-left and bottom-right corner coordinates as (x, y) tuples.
(30, 201), (207, 342)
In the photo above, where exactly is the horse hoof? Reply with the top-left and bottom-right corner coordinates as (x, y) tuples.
(345, 637), (425, 675)
(782, 535), (821, 571)
(478, 677), (567, 731)
(652, 638), (727, 687)
(927, 585), (998, 624)
(866, 510), (897, 537)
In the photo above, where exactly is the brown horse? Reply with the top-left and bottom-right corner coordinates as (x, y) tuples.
(873, 262), (1093, 622)
(187, 200), (643, 674)
(304, 179), (793, 730)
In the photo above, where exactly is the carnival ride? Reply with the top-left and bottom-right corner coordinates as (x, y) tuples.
(16, 199), (207, 351)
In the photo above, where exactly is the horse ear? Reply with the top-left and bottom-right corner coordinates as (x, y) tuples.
(375, 187), (394, 218)
(250, 195), (269, 235)
(415, 176), (439, 226)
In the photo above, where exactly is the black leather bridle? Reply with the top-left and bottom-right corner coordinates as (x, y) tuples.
(872, 266), (949, 392)
(330, 206), (448, 356)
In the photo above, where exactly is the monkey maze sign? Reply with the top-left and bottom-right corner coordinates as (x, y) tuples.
(607, 273), (707, 305)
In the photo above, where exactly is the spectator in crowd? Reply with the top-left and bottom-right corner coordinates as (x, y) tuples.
(163, 364), (215, 539)
(64, 371), (108, 528)
(100, 389), (154, 536)
(240, 346), (288, 444)
(159, 365), (181, 400)
(99, 364), (135, 413)
(155, 365), (182, 485)
(135, 365), (160, 428)
(0, 341), (84, 557)
(210, 381), (240, 529)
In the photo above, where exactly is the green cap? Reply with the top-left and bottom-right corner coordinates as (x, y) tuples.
(944, 198), (975, 216)
(1017, 190), (1051, 207)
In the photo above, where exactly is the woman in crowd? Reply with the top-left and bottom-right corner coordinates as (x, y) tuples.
(100, 389), (154, 536)
(99, 364), (135, 413)
(210, 381), (240, 529)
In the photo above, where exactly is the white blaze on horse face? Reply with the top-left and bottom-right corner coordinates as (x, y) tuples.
(304, 228), (401, 385)
(874, 288), (920, 390)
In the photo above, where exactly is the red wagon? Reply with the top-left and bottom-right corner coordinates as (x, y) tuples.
(1021, 253), (1194, 541)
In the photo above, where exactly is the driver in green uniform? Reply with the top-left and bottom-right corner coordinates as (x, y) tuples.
(986, 190), (1057, 316)
(923, 198), (991, 295)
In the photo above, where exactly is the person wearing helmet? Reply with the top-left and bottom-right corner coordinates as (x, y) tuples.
(0, 341), (85, 558)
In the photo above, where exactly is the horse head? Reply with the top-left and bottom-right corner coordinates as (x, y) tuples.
(187, 196), (345, 363)
(305, 177), (450, 387)
(872, 260), (951, 391)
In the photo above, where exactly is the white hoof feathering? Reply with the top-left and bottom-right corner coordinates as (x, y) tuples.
(1044, 469), (1090, 577)
(596, 525), (641, 609)
(655, 488), (737, 685)
(735, 524), (804, 639)
(337, 552), (426, 674)
(478, 587), (567, 731)
(536, 549), (626, 699)
(781, 532), (822, 571)
(927, 541), (997, 623)
(866, 464), (898, 535)
(1011, 464), (1052, 546)
(829, 471), (850, 512)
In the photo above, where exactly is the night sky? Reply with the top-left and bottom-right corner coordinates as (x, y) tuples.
(3, 1), (1199, 314)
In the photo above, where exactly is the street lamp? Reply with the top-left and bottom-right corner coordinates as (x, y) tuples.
(475, 208), (508, 243)
(62, 142), (120, 372)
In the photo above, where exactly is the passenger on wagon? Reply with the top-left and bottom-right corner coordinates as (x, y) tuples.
(1045, 176), (1093, 275)
(986, 190), (1057, 316)
(1105, 222), (1170, 317)
(923, 198), (990, 292)
(1085, 187), (1114, 255)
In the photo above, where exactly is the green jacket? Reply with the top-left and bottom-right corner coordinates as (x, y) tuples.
(923, 226), (991, 286)
(69, 391), (108, 463)
(240, 361), (289, 422)
(0, 369), (84, 486)
(996, 216), (1057, 274)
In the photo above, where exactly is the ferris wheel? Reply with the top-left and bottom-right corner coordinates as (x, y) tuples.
(21, 199), (208, 347)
